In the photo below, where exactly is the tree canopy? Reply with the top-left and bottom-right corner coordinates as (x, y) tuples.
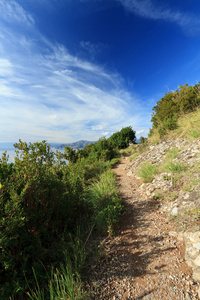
(150, 83), (200, 137)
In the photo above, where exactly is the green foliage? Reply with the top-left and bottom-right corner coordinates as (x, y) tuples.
(130, 152), (140, 161)
(152, 190), (163, 200)
(88, 137), (118, 161)
(188, 130), (200, 138)
(87, 170), (123, 234)
(108, 126), (136, 149)
(138, 162), (158, 183)
(0, 141), (90, 299)
(158, 147), (186, 174)
(63, 126), (136, 164)
(165, 161), (186, 173)
(0, 134), (125, 299)
(150, 83), (200, 138)
(139, 136), (147, 144)
(28, 263), (86, 300)
(63, 146), (78, 163)
(165, 147), (180, 160)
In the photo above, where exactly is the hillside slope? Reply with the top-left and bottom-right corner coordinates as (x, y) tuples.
(125, 112), (200, 291)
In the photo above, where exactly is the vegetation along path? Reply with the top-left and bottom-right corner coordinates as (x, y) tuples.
(87, 154), (199, 299)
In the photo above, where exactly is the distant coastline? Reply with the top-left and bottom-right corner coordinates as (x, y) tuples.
(55, 140), (96, 150)
(0, 140), (95, 151)
(0, 140), (95, 163)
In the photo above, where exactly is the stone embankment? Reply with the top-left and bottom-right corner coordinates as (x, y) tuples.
(126, 137), (200, 285)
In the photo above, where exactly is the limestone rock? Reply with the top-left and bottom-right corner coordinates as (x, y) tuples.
(171, 207), (178, 216)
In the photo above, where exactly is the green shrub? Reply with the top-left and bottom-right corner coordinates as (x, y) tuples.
(150, 83), (200, 138)
(0, 137), (125, 299)
(0, 141), (88, 298)
(108, 126), (136, 149)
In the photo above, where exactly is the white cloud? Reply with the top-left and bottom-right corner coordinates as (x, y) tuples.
(118, 0), (200, 35)
(0, 0), (34, 25)
(80, 41), (108, 60)
(0, 0), (150, 143)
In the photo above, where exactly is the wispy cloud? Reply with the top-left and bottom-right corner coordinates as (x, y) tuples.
(0, 0), (150, 143)
(80, 41), (108, 60)
(0, 0), (34, 25)
(118, 0), (200, 35)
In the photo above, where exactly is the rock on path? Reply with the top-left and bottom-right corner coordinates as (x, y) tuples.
(86, 155), (200, 299)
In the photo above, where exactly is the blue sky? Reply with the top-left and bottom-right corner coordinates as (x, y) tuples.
(1, 0), (200, 143)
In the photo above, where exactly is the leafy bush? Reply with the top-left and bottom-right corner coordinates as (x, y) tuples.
(140, 136), (147, 144)
(150, 83), (200, 138)
(0, 135), (125, 298)
(108, 126), (136, 149)
(0, 141), (91, 298)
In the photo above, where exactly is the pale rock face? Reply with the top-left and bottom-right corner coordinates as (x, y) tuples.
(176, 232), (200, 282)
(194, 243), (200, 250)
(187, 247), (199, 259)
(194, 255), (200, 267)
(192, 269), (200, 282)
(171, 207), (178, 216)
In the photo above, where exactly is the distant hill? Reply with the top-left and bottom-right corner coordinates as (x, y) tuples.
(135, 138), (140, 144)
(55, 140), (96, 150)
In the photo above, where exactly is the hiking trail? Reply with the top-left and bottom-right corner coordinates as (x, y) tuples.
(87, 154), (199, 299)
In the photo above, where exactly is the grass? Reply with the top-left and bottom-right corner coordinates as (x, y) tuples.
(27, 230), (88, 300)
(168, 207), (200, 232)
(175, 110), (200, 139)
(28, 264), (87, 300)
(148, 109), (200, 144)
(136, 109), (200, 233)
(87, 170), (123, 234)
(21, 160), (123, 299)
(119, 145), (135, 154)
(129, 143), (150, 162)
(148, 128), (161, 145)
(130, 152), (140, 161)
(165, 147), (180, 160)
(165, 161), (186, 173)
(157, 147), (186, 174)
(165, 191), (178, 202)
(138, 161), (158, 183)
(152, 189), (163, 200)
(137, 148), (185, 183)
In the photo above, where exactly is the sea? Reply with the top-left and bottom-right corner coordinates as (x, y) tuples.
(0, 148), (67, 164)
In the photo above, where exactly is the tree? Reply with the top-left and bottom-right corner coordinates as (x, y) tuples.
(108, 126), (136, 148)
(140, 136), (147, 144)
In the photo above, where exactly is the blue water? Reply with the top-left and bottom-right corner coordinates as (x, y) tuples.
(0, 148), (67, 164)
(0, 149), (16, 163)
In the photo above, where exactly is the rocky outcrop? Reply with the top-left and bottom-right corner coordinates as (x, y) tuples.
(127, 138), (200, 176)
(127, 137), (200, 216)
(127, 137), (200, 283)
(127, 138), (188, 174)
(170, 231), (200, 283)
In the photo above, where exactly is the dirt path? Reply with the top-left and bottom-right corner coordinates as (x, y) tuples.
(87, 155), (199, 299)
